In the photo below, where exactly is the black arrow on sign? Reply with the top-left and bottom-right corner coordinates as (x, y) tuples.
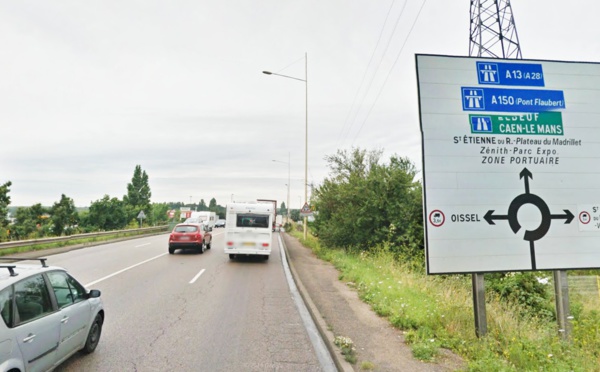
(483, 210), (509, 225)
(520, 168), (533, 194)
(551, 209), (574, 224)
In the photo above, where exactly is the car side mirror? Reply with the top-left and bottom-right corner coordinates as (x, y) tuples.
(88, 289), (102, 298)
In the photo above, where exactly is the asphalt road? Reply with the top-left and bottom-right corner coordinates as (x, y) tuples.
(42, 230), (328, 371)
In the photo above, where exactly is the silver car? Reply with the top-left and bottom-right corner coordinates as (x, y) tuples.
(0, 257), (104, 372)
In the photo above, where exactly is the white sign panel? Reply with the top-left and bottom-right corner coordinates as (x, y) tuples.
(416, 54), (600, 274)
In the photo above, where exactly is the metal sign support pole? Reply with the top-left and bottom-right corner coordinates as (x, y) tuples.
(472, 273), (487, 337)
(553, 270), (571, 340)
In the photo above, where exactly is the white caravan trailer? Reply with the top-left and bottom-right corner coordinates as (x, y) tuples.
(224, 202), (274, 261)
(187, 211), (217, 229)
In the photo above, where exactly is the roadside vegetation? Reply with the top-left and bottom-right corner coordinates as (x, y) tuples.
(296, 148), (600, 371)
(0, 227), (167, 257)
(0, 165), (230, 243)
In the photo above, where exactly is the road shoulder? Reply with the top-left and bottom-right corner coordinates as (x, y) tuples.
(282, 233), (464, 372)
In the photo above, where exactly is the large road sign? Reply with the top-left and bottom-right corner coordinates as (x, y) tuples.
(416, 54), (600, 274)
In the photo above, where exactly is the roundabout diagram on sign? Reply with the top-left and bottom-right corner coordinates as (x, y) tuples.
(483, 168), (574, 270)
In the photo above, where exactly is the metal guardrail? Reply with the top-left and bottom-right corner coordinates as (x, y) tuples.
(0, 225), (170, 251)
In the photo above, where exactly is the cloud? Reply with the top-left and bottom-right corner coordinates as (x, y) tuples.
(1, 1), (598, 207)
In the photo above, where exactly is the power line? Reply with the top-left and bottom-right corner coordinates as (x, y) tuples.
(275, 56), (305, 75)
(336, 0), (397, 146)
(351, 0), (428, 145)
(344, 0), (409, 142)
(341, 0), (410, 147)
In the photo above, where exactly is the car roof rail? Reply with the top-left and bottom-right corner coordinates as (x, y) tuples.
(0, 257), (48, 267)
(0, 265), (18, 277)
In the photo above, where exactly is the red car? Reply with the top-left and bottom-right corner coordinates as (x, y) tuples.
(168, 223), (212, 254)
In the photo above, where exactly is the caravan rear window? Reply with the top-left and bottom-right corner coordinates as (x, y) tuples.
(236, 214), (269, 228)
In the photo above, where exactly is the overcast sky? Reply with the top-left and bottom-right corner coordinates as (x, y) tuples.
(1, 1), (599, 208)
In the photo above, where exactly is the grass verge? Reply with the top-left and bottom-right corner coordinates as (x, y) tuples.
(290, 230), (600, 371)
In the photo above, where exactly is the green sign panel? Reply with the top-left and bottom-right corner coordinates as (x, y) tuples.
(469, 112), (563, 135)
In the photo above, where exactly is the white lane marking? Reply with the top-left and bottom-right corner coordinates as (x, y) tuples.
(85, 253), (168, 287)
(189, 269), (206, 284)
(135, 243), (151, 248)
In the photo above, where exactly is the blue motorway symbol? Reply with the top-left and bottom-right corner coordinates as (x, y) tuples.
(462, 88), (485, 110)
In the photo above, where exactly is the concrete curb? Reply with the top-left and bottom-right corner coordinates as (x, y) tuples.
(280, 232), (355, 372)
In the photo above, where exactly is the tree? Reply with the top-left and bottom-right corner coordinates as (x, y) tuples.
(151, 203), (170, 225)
(312, 148), (423, 258)
(11, 204), (49, 239)
(123, 165), (152, 224)
(290, 209), (300, 222)
(0, 181), (11, 241)
(87, 195), (127, 231)
(209, 198), (217, 211)
(198, 199), (208, 211)
(50, 194), (78, 236)
(279, 201), (287, 216)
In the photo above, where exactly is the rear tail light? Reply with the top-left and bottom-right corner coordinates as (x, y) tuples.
(227, 241), (234, 246)
(262, 243), (269, 247)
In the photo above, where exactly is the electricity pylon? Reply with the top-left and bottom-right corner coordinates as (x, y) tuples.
(468, 1), (523, 338)
(469, 0), (522, 59)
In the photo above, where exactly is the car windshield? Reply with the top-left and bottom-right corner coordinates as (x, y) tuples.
(236, 214), (269, 228)
(174, 225), (199, 233)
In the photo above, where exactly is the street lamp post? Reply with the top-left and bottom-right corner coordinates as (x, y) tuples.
(263, 52), (308, 239)
(272, 152), (291, 224)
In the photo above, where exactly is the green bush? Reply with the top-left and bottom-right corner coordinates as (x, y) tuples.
(312, 148), (423, 259)
(486, 272), (555, 320)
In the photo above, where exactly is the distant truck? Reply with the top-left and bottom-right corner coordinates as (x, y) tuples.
(275, 215), (283, 231)
(187, 211), (217, 229)
(224, 201), (274, 261)
(257, 199), (277, 232)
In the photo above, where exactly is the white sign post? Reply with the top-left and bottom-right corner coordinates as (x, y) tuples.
(137, 210), (146, 228)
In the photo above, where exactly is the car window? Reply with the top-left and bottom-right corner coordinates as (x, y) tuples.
(174, 225), (198, 233)
(14, 274), (53, 324)
(47, 271), (87, 309)
(236, 214), (269, 228)
(0, 286), (14, 327)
